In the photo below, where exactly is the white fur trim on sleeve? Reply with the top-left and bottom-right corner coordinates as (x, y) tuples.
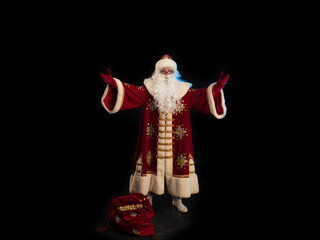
(206, 83), (227, 119)
(101, 78), (125, 114)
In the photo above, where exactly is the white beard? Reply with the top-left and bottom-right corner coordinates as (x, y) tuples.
(150, 71), (181, 114)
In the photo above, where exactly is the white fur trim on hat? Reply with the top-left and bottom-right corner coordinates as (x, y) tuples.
(155, 58), (177, 72)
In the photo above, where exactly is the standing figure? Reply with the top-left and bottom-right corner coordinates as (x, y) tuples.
(101, 55), (229, 212)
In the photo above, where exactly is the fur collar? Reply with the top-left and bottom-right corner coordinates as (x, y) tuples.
(143, 78), (192, 99)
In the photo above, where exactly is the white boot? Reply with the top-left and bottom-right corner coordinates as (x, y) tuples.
(146, 192), (153, 205)
(172, 196), (188, 213)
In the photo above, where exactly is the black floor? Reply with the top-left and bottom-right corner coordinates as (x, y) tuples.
(92, 193), (200, 240)
(67, 167), (277, 240)
(56, 175), (279, 240)
(85, 189), (238, 240)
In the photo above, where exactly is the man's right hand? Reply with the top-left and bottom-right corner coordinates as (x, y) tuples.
(100, 68), (117, 89)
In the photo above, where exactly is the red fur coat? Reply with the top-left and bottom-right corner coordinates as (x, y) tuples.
(102, 77), (226, 198)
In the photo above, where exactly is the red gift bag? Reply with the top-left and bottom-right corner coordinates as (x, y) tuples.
(97, 193), (154, 236)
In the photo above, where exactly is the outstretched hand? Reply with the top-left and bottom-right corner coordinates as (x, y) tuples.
(213, 72), (229, 96)
(100, 68), (117, 89)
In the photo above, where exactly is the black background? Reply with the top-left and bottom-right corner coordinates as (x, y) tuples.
(34, 4), (290, 239)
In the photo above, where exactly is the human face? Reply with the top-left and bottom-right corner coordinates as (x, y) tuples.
(160, 67), (174, 75)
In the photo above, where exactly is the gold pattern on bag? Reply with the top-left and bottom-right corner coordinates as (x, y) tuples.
(132, 229), (140, 235)
(117, 204), (144, 211)
(114, 214), (121, 223)
(129, 211), (138, 217)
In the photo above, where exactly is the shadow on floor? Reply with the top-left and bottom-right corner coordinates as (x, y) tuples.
(90, 192), (202, 240)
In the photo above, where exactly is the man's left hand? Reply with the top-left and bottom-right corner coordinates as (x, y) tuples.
(213, 72), (229, 96)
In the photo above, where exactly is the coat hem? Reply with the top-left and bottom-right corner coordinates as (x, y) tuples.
(129, 172), (199, 199)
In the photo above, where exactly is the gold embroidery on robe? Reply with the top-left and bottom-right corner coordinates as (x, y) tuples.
(147, 150), (154, 166)
(135, 154), (143, 174)
(189, 154), (195, 174)
(146, 99), (156, 112)
(147, 123), (156, 138)
(176, 154), (188, 169)
(172, 174), (190, 178)
(175, 100), (186, 114)
(174, 125), (188, 140)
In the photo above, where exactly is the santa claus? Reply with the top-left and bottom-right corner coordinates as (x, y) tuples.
(101, 55), (229, 213)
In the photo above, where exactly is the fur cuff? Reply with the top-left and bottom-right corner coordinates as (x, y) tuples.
(101, 78), (125, 114)
(206, 83), (227, 119)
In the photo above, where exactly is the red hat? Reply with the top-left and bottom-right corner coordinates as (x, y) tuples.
(155, 54), (177, 72)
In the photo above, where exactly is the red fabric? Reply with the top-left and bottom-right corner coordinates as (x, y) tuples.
(97, 193), (154, 236)
(120, 84), (148, 110)
(214, 91), (224, 115)
(103, 87), (118, 111)
(212, 72), (229, 96)
(101, 81), (226, 177)
(100, 68), (117, 88)
(161, 54), (172, 59)
(212, 72), (228, 115)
